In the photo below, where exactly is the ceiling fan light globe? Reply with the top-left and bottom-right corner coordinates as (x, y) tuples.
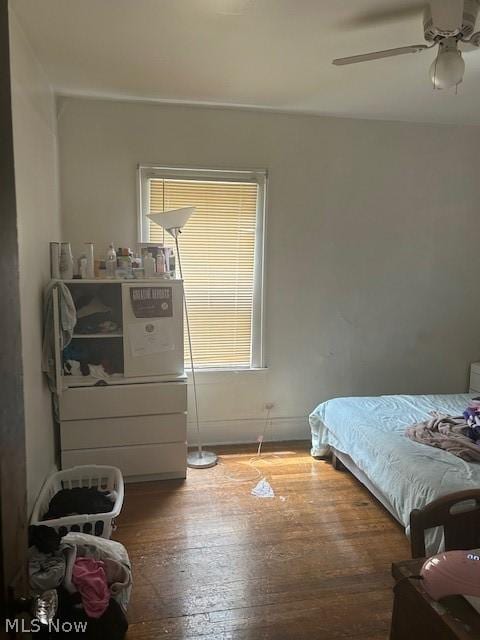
(430, 49), (465, 89)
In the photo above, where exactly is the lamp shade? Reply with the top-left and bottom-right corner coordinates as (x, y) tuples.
(147, 207), (195, 235)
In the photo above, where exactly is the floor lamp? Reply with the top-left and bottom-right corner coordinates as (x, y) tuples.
(147, 207), (218, 469)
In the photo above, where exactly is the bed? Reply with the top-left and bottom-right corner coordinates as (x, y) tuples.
(309, 393), (480, 552)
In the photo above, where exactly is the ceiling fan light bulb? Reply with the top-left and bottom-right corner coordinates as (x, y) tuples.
(430, 49), (465, 89)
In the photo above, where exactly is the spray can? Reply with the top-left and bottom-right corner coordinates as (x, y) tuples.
(50, 242), (61, 279)
(59, 242), (74, 280)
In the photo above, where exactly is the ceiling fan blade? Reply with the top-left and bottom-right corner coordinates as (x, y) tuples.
(332, 44), (430, 66)
(338, 2), (425, 29)
(459, 31), (480, 51)
(429, 0), (464, 33)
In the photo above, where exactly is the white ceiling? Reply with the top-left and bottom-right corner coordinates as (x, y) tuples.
(11, 0), (480, 124)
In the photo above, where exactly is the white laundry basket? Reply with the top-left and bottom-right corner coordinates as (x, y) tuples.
(31, 465), (124, 539)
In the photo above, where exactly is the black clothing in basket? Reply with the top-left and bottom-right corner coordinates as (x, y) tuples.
(43, 488), (114, 520)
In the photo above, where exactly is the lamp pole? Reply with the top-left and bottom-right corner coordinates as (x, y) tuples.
(173, 232), (217, 469)
(147, 207), (218, 469)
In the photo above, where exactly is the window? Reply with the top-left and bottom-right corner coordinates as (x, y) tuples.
(138, 166), (266, 369)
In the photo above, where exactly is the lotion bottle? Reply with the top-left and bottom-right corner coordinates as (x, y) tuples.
(144, 252), (155, 277)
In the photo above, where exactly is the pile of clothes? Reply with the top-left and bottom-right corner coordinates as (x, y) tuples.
(29, 525), (131, 639)
(463, 398), (480, 443)
(62, 290), (124, 378)
(63, 342), (123, 379)
(405, 398), (480, 462)
(74, 294), (121, 335)
(40, 486), (117, 538)
(42, 487), (115, 521)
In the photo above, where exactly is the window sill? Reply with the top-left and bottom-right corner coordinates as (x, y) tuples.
(185, 367), (268, 384)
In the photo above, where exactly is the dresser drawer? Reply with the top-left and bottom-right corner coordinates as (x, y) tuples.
(61, 442), (186, 479)
(58, 381), (187, 421)
(61, 413), (186, 450)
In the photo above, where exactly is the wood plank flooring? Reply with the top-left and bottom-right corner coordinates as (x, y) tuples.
(114, 442), (409, 639)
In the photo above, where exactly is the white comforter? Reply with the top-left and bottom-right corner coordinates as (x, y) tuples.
(309, 394), (480, 550)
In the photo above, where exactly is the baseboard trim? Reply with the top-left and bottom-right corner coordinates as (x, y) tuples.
(187, 415), (309, 445)
(124, 471), (186, 483)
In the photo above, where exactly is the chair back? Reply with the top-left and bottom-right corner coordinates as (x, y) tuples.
(410, 490), (480, 558)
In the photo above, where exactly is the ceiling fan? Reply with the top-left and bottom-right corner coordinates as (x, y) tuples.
(333, 0), (480, 89)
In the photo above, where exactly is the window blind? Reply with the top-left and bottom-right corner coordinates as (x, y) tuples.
(148, 178), (259, 368)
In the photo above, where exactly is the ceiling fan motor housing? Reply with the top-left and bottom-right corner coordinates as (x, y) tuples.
(423, 0), (479, 41)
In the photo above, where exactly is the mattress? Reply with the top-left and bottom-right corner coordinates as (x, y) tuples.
(309, 394), (480, 550)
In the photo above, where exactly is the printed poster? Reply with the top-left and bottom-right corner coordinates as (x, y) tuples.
(129, 286), (173, 318)
(128, 321), (175, 358)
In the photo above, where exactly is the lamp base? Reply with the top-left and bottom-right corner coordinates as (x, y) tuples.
(187, 450), (218, 469)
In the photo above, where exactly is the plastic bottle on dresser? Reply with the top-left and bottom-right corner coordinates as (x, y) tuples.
(169, 253), (176, 278)
(78, 255), (88, 279)
(144, 252), (156, 277)
(106, 243), (117, 279)
(85, 242), (95, 279)
(156, 251), (166, 274)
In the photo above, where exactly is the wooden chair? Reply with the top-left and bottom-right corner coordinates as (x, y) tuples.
(410, 489), (480, 558)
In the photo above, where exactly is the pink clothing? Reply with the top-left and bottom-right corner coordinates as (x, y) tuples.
(72, 557), (110, 618)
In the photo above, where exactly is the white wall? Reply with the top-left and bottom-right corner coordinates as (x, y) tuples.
(57, 97), (480, 444)
(10, 13), (61, 513)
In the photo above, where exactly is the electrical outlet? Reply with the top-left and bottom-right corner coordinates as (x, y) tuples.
(264, 402), (274, 411)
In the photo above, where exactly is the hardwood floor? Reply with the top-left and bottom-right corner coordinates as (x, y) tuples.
(114, 442), (409, 639)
